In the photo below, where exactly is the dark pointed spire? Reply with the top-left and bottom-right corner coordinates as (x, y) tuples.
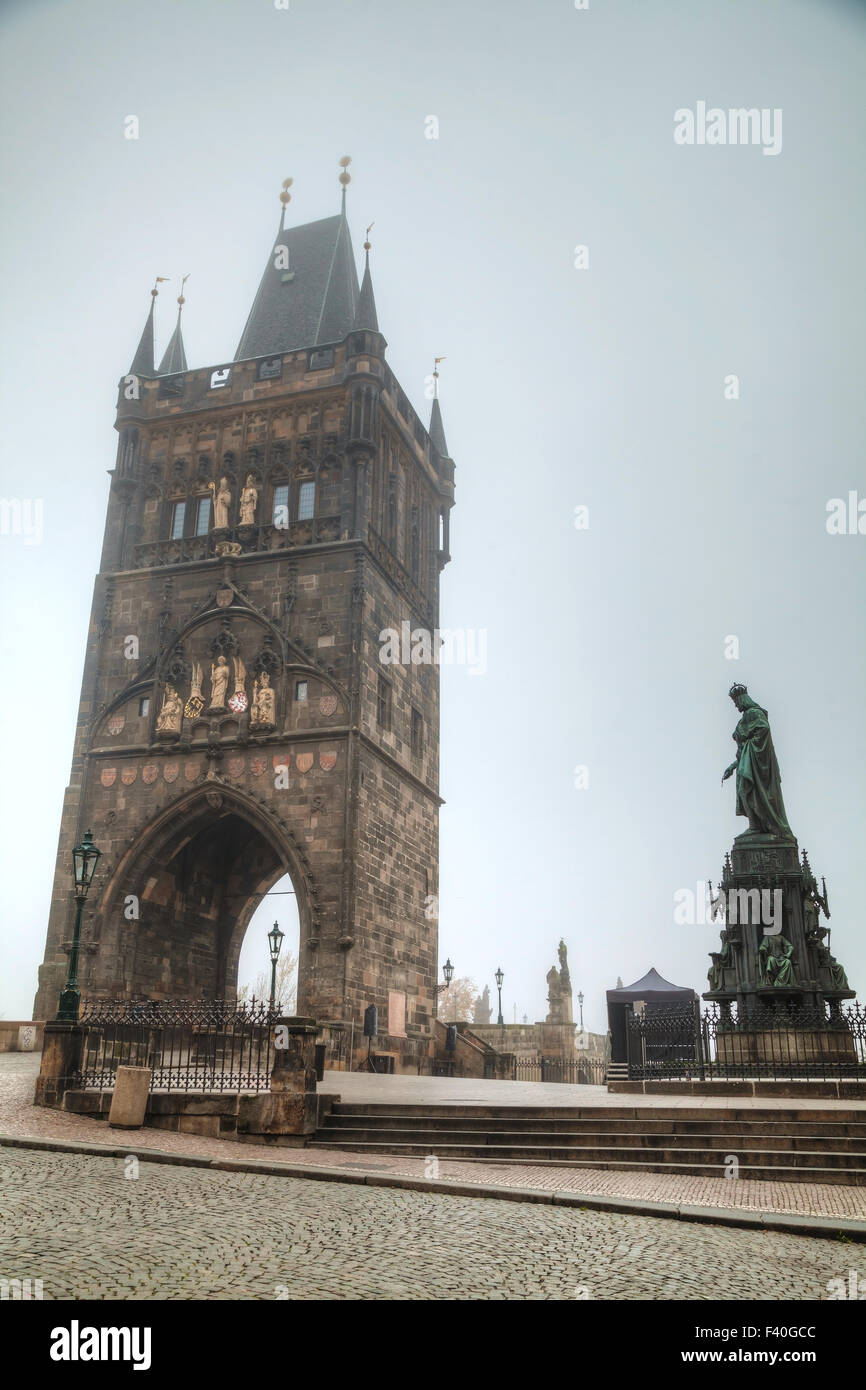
(429, 357), (449, 456)
(235, 167), (360, 361)
(129, 278), (166, 376)
(354, 227), (379, 332)
(158, 278), (189, 375)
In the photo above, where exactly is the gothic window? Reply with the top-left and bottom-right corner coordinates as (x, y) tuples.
(377, 674), (392, 732)
(387, 474), (397, 545)
(295, 680), (308, 702)
(258, 357), (282, 381)
(195, 496), (211, 536)
(411, 707), (424, 756)
(170, 501), (186, 540)
(210, 368), (231, 390)
(272, 483), (289, 528)
(298, 480), (315, 521)
(410, 507), (420, 581)
(139, 697), (150, 718)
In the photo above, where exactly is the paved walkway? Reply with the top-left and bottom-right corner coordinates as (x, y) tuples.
(3, 1054), (865, 1225)
(1, 1145), (862, 1300)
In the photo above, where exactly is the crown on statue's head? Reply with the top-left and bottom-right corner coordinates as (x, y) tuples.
(729, 683), (748, 700)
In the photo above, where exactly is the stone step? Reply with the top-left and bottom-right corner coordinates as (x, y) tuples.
(307, 1138), (866, 1180)
(323, 1112), (866, 1138)
(316, 1124), (866, 1152)
(306, 1142), (866, 1185)
(328, 1102), (866, 1123)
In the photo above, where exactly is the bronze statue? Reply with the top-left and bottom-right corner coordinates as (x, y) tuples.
(722, 684), (793, 838)
(758, 933), (798, 988)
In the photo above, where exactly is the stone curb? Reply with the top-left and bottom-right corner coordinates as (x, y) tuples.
(2, 1131), (864, 1242)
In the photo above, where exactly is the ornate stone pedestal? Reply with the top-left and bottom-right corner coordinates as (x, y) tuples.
(704, 833), (856, 1068)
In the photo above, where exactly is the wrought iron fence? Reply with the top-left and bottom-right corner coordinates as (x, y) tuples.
(513, 1056), (607, 1085)
(626, 1002), (866, 1081)
(74, 999), (281, 1093)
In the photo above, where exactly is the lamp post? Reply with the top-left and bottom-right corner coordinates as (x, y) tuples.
(442, 957), (455, 1021)
(495, 967), (504, 1027)
(267, 921), (284, 1012)
(57, 829), (101, 1022)
(578, 991), (584, 1029)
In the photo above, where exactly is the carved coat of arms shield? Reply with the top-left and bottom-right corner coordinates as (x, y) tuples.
(251, 757), (267, 777)
(107, 714), (125, 736)
(163, 762), (179, 783)
(184, 762), (200, 782)
(100, 767), (117, 787)
(228, 757), (246, 779)
(319, 695), (337, 718)
(142, 764), (159, 784)
(121, 767), (138, 785)
(319, 750), (337, 771)
(295, 753), (314, 775)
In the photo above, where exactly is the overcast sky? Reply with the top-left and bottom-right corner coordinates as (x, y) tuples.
(1, 0), (864, 1031)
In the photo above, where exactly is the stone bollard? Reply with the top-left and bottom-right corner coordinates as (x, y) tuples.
(33, 1021), (84, 1108)
(108, 1066), (152, 1129)
(237, 1017), (319, 1140)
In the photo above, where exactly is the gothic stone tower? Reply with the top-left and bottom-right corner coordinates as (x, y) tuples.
(33, 172), (456, 1070)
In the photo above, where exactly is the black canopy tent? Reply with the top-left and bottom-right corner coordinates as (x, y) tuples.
(606, 967), (696, 1064)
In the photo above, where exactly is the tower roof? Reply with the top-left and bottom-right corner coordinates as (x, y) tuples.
(158, 302), (188, 375)
(354, 243), (378, 332)
(128, 290), (157, 377)
(235, 210), (360, 361)
(429, 396), (449, 457)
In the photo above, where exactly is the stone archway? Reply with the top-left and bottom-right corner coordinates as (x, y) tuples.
(87, 786), (314, 1005)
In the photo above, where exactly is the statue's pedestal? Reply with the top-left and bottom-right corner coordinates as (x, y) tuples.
(703, 833), (855, 1026)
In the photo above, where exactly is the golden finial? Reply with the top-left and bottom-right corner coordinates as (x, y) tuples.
(338, 155), (352, 189)
(279, 177), (293, 207)
(177, 273), (190, 308)
(151, 276), (169, 299)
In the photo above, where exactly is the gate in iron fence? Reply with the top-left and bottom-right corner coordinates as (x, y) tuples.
(627, 1001), (866, 1081)
(74, 999), (281, 1093)
(513, 1056), (607, 1085)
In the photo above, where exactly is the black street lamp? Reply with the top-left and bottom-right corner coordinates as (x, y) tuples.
(442, 957), (455, 1022)
(495, 966), (504, 1027)
(57, 829), (101, 1022)
(267, 921), (284, 1011)
(578, 990), (585, 1030)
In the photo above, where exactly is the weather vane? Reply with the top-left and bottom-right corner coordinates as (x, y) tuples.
(433, 355), (446, 397)
(151, 276), (169, 298)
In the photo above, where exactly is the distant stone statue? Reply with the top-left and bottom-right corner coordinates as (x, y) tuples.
(546, 941), (574, 1024)
(155, 683), (182, 736)
(239, 474), (258, 526)
(210, 476), (232, 530)
(209, 655), (230, 710)
(472, 985), (492, 1025)
(722, 685), (793, 839)
(250, 670), (276, 727)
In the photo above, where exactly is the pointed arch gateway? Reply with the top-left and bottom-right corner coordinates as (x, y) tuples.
(89, 784), (316, 1006)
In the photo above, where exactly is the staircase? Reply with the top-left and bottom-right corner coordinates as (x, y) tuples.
(309, 1103), (866, 1184)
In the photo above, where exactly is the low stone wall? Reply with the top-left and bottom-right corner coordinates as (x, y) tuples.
(469, 1021), (606, 1061)
(0, 1021), (45, 1053)
(63, 1088), (341, 1144)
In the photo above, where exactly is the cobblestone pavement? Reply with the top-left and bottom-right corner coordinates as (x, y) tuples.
(2, 1054), (865, 1221)
(0, 1145), (862, 1300)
